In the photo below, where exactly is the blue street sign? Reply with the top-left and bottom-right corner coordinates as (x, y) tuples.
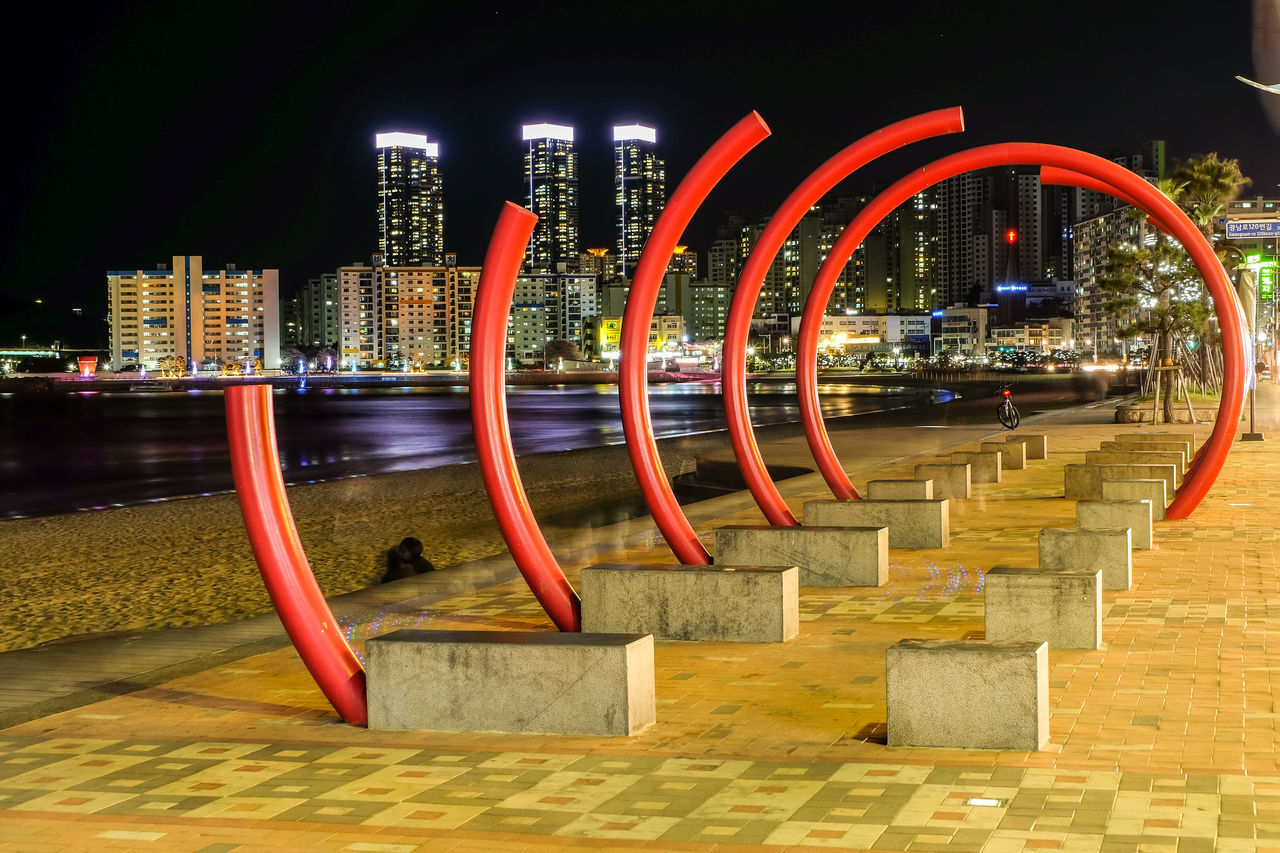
(1226, 220), (1280, 238)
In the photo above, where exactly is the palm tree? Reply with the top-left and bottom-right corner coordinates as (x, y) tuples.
(1167, 154), (1252, 391)
(1169, 153), (1251, 243)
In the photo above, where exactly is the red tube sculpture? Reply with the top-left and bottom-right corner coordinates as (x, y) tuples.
(723, 108), (966, 523)
(470, 202), (582, 631)
(225, 384), (368, 725)
(1040, 166), (1178, 235)
(797, 143), (1242, 519)
(620, 112), (771, 565)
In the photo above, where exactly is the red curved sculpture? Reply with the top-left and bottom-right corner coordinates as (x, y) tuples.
(620, 111), (771, 565)
(797, 143), (1242, 519)
(1040, 166), (1178, 235)
(225, 384), (368, 725)
(470, 202), (581, 631)
(723, 107), (966, 524)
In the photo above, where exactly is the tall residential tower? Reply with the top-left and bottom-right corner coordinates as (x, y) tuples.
(523, 123), (579, 272)
(376, 131), (444, 266)
(614, 124), (665, 278)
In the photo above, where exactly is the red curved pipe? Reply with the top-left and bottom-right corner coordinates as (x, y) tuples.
(226, 384), (367, 725)
(724, 107), (965, 523)
(797, 143), (1242, 518)
(1040, 166), (1178, 234)
(620, 112), (771, 564)
(470, 202), (581, 631)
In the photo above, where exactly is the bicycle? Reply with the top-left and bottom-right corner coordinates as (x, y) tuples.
(996, 385), (1020, 430)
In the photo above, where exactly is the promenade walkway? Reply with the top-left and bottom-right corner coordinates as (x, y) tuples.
(3, 383), (1280, 851)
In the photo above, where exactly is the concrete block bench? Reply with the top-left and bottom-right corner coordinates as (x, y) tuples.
(1100, 439), (1191, 460)
(1084, 450), (1185, 478)
(1007, 433), (1048, 459)
(1039, 527), (1132, 590)
(886, 638), (1049, 750)
(1101, 478), (1167, 521)
(914, 463), (971, 499)
(867, 478), (933, 500)
(715, 525), (887, 587)
(982, 440), (1026, 470)
(366, 630), (655, 735)
(1114, 431), (1197, 445)
(950, 450), (1002, 483)
(580, 563), (799, 642)
(804, 498), (949, 549)
(984, 566), (1101, 650)
(1076, 499), (1153, 549)
(1063, 463), (1178, 500)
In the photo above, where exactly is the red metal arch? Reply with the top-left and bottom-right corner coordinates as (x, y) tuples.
(797, 143), (1243, 518)
(620, 112), (771, 565)
(225, 385), (368, 725)
(469, 202), (582, 631)
(723, 107), (965, 525)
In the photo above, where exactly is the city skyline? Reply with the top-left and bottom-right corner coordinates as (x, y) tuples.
(2, 1), (1277, 345)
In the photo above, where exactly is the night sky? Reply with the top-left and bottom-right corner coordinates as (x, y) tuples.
(2, 0), (1277, 347)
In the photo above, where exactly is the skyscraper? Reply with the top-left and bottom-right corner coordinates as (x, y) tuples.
(614, 124), (665, 278)
(523, 123), (579, 273)
(376, 131), (443, 266)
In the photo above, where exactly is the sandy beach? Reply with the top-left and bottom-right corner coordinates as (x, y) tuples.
(0, 374), (1109, 653)
(0, 431), (730, 653)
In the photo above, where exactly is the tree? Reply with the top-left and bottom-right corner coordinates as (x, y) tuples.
(543, 339), (581, 365)
(1167, 154), (1252, 387)
(155, 355), (188, 378)
(1097, 238), (1208, 423)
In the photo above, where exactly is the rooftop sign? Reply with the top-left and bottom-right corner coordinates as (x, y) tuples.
(613, 124), (657, 143)
(522, 123), (574, 142)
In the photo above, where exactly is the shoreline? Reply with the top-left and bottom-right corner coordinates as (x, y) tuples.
(0, 374), (1112, 653)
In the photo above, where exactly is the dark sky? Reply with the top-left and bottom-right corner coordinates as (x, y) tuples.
(3, 0), (1277, 347)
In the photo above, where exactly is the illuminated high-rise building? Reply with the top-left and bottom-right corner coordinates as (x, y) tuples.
(376, 131), (443, 266)
(523, 123), (579, 273)
(614, 124), (665, 277)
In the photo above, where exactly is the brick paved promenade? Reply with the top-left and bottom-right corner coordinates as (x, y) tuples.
(3, 384), (1280, 851)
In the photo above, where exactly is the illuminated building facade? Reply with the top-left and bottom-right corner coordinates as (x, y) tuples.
(614, 124), (665, 278)
(376, 132), (444, 266)
(580, 248), (618, 281)
(338, 257), (478, 368)
(523, 123), (579, 273)
(509, 272), (598, 365)
(297, 273), (339, 348)
(107, 255), (279, 370)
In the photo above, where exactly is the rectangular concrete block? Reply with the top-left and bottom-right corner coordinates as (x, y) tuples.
(803, 498), (949, 549)
(914, 463), (971, 500)
(1114, 432), (1197, 446)
(1039, 527), (1132, 590)
(714, 525), (887, 587)
(886, 639), (1049, 750)
(867, 478), (933, 500)
(951, 450), (1002, 483)
(580, 563), (799, 642)
(1100, 439), (1191, 460)
(367, 630), (655, 735)
(1076, 499), (1153, 549)
(1084, 450), (1184, 478)
(1063, 463), (1178, 500)
(985, 566), (1101, 650)
(1008, 433), (1048, 459)
(983, 440), (1026, 470)
(1101, 478), (1168, 521)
